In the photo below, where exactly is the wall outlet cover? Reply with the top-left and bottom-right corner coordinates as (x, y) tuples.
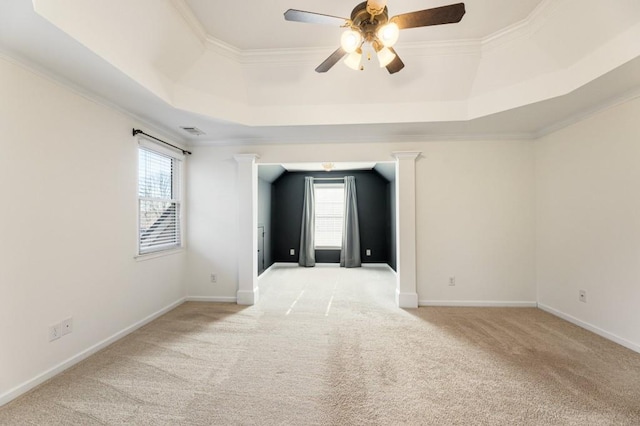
(61, 318), (73, 336)
(49, 324), (61, 341)
(579, 290), (587, 303)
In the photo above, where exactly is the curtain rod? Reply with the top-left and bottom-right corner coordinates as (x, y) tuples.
(132, 129), (192, 155)
(313, 177), (345, 181)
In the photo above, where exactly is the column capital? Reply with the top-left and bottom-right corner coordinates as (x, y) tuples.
(234, 153), (260, 163)
(392, 151), (421, 161)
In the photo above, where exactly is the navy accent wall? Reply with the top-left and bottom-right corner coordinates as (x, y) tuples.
(271, 170), (395, 266)
(257, 178), (273, 274)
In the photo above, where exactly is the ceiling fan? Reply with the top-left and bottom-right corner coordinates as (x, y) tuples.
(284, 0), (465, 74)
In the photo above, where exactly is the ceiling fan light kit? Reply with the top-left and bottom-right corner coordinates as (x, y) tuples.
(377, 46), (396, 68)
(284, 1), (465, 74)
(341, 30), (363, 53)
(321, 162), (335, 172)
(344, 50), (363, 70)
(377, 22), (399, 47)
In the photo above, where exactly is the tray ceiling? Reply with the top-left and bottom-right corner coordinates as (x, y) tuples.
(1, 0), (639, 145)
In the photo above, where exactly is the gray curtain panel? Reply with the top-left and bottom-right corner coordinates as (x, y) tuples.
(299, 176), (316, 267)
(340, 176), (361, 268)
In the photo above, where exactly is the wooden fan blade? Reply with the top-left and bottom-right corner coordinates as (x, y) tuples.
(284, 9), (349, 26)
(391, 3), (465, 30)
(315, 47), (348, 73)
(385, 48), (405, 74)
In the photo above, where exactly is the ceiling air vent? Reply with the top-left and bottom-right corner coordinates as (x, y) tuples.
(180, 126), (206, 136)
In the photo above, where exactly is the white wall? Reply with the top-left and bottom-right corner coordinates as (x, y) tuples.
(0, 56), (186, 404)
(417, 140), (536, 305)
(536, 96), (640, 351)
(186, 141), (536, 305)
(185, 146), (239, 300)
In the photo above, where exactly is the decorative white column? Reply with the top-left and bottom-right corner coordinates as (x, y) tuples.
(234, 154), (260, 305)
(393, 151), (421, 308)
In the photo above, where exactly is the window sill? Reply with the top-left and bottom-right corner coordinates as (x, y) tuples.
(315, 247), (341, 251)
(135, 248), (184, 262)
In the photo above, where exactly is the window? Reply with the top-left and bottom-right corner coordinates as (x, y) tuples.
(314, 183), (344, 249)
(137, 142), (182, 255)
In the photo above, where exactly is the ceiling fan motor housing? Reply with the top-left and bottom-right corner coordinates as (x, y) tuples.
(351, 1), (389, 43)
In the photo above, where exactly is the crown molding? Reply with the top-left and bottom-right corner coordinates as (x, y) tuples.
(205, 35), (482, 65)
(184, 0), (563, 64)
(481, 0), (562, 52)
(204, 35), (242, 62)
(171, 0), (208, 43)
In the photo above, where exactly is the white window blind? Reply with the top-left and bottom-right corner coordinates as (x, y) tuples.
(314, 183), (344, 248)
(138, 146), (181, 254)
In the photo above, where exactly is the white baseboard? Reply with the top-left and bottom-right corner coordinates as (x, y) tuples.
(267, 262), (396, 271)
(396, 290), (419, 309)
(361, 263), (394, 269)
(237, 288), (259, 305)
(538, 303), (640, 354)
(0, 297), (186, 408)
(419, 300), (538, 307)
(186, 296), (237, 303)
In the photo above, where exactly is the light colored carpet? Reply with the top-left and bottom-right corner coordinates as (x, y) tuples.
(2, 264), (640, 425)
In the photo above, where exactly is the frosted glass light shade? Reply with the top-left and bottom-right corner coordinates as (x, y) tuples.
(377, 47), (396, 67)
(377, 22), (399, 47)
(340, 30), (362, 53)
(344, 51), (362, 70)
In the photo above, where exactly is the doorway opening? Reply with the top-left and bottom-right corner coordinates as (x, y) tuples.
(256, 161), (397, 275)
(235, 151), (419, 308)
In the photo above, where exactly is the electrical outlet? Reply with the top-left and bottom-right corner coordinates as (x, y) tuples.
(448, 276), (456, 286)
(210, 273), (217, 283)
(579, 290), (587, 303)
(61, 318), (73, 336)
(290, 249), (295, 256)
(49, 324), (61, 341)
(366, 249), (371, 256)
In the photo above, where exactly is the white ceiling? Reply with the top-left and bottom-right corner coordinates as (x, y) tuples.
(1, 0), (639, 146)
(185, 0), (544, 49)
